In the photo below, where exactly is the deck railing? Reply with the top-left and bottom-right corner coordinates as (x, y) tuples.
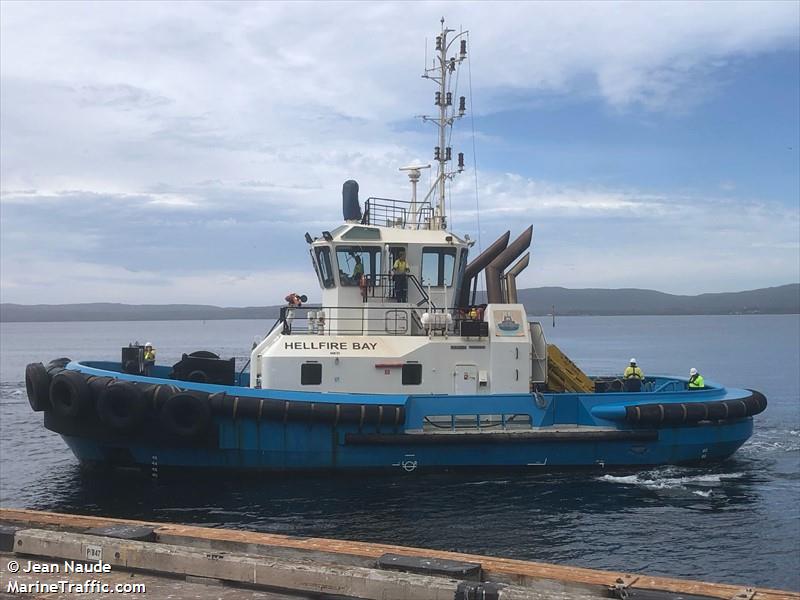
(363, 197), (434, 229)
(274, 304), (483, 337)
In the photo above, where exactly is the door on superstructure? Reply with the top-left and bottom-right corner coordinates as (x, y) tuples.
(388, 246), (409, 303)
(454, 364), (478, 395)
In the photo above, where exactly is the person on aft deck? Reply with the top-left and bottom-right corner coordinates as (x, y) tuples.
(623, 358), (644, 380)
(688, 367), (705, 389)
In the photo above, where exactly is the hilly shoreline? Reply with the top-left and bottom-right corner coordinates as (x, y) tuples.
(1, 284), (797, 323)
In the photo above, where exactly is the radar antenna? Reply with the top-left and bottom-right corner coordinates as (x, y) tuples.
(417, 18), (468, 230)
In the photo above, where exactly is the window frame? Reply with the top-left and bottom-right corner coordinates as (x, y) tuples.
(314, 246), (336, 289)
(335, 245), (382, 287)
(421, 246), (457, 287)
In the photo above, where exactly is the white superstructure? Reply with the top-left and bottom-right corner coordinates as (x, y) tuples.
(249, 19), (547, 396)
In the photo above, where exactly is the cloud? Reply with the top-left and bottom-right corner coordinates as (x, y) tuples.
(2, 176), (797, 303)
(1, 1), (798, 303)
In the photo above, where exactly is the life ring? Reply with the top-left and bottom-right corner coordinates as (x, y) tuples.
(160, 392), (211, 438)
(96, 381), (146, 432)
(25, 363), (51, 412)
(49, 370), (91, 418)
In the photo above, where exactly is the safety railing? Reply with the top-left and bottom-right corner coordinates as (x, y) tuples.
(363, 197), (434, 229)
(278, 304), (454, 337)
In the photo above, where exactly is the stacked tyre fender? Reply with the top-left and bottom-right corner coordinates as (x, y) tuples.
(25, 359), (212, 440)
(25, 357), (406, 444)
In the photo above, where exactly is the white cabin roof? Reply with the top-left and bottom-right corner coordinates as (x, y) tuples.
(314, 223), (468, 247)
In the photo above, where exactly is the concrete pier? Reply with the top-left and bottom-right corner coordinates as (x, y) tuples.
(0, 508), (796, 600)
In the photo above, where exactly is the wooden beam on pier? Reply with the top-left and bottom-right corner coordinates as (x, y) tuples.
(0, 508), (796, 600)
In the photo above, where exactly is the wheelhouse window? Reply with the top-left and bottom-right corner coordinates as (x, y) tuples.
(314, 247), (335, 288)
(335, 246), (381, 286)
(421, 247), (457, 287)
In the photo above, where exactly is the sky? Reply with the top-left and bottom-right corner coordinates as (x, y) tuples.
(1, 0), (799, 306)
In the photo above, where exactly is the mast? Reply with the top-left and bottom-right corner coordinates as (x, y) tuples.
(419, 18), (468, 230)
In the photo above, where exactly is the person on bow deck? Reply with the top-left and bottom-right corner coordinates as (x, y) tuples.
(624, 358), (644, 380)
(688, 367), (705, 389)
(143, 342), (156, 375)
(283, 293), (307, 334)
(392, 250), (410, 302)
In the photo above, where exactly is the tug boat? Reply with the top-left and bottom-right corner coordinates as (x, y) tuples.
(24, 21), (766, 473)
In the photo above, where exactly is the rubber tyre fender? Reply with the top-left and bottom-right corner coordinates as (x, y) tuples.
(46, 357), (72, 378)
(187, 370), (209, 383)
(96, 381), (147, 432)
(49, 370), (91, 418)
(47, 357), (71, 371)
(25, 362), (51, 412)
(160, 392), (211, 439)
(188, 351), (219, 359)
(88, 376), (114, 404)
(153, 384), (181, 412)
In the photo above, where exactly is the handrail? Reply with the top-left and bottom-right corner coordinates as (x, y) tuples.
(274, 304), (454, 336)
(406, 273), (436, 308)
(363, 197), (434, 229)
(653, 380), (686, 393)
(356, 273), (436, 309)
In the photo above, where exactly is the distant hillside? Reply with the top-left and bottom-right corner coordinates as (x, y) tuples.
(0, 303), (284, 323)
(1, 284), (797, 322)
(517, 284), (800, 316)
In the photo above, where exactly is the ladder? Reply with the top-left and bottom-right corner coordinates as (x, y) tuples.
(546, 344), (594, 393)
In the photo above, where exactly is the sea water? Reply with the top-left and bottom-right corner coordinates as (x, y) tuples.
(1, 315), (798, 589)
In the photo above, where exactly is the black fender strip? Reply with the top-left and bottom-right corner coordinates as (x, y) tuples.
(623, 390), (767, 425)
(345, 429), (659, 445)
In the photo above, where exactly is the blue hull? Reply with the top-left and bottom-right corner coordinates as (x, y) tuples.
(32, 361), (763, 473)
(61, 418), (752, 472)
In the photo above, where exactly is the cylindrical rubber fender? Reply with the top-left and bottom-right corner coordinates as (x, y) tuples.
(160, 392), (211, 439)
(96, 381), (146, 432)
(745, 390), (768, 416)
(49, 370), (91, 418)
(624, 392), (768, 425)
(188, 350), (219, 359)
(705, 402), (728, 420)
(25, 362), (51, 412)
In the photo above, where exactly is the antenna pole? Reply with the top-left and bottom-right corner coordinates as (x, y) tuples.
(437, 19), (448, 229)
(419, 18), (468, 231)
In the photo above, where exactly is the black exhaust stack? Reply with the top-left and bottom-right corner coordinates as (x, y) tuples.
(342, 180), (362, 222)
(457, 231), (510, 307)
(486, 226), (533, 304)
